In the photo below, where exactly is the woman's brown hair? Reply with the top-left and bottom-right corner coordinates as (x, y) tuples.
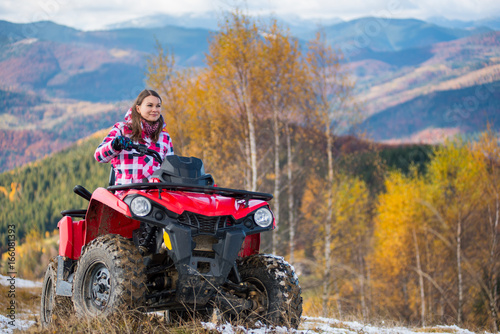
(129, 89), (164, 142)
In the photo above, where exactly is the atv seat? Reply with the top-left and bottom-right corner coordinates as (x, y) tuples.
(61, 185), (91, 218)
(61, 209), (87, 218)
(152, 155), (214, 186)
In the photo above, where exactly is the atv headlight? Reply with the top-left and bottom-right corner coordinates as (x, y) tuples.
(130, 197), (152, 217)
(254, 207), (273, 228)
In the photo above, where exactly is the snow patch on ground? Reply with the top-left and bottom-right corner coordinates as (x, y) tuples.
(0, 274), (43, 288)
(202, 322), (292, 334)
(301, 317), (480, 334)
(0, 314), (36, 334)
(201, 317), (484, 334)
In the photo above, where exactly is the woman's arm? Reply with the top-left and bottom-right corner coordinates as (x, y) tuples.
(94, 124), (123, 163)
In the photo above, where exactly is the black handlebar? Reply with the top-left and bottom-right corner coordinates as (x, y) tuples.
(129, 143), (163, 164)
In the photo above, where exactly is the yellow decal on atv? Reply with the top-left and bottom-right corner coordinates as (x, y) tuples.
(163, 231), (172, 250)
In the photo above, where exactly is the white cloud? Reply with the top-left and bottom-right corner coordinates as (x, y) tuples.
(409, 0), (500, 20)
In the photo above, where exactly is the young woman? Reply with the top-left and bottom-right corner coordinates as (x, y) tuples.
(95, 89), (174, 186)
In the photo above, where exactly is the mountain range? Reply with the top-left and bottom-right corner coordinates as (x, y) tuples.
(0, 15), (499, 172)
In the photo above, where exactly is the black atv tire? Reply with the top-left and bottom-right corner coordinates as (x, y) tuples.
(72, 234), (146, 318)
(237, 254), (302, 329)
(40, 258), (73, 327)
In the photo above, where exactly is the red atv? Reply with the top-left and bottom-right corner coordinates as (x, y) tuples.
(40, 144), (302, 328)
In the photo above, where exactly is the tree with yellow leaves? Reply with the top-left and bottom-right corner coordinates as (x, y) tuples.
(425, 140), (487, 325)
(205, 10), (263, 192)
(370, 169), (431, 323)
(301, 172), (371, 318)
(469, 130), (500, 331)
(371, 137), (500, 330)
(0, 182), (21, 202)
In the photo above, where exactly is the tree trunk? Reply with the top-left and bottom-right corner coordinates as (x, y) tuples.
(286, 124), (295, 264)
(488, 195), (500, 332)
(366, 260), (372, 319)
(244, 135), (251, 190)
(457, 214), (463, 325)
(322, 222), (332, 317)
(413, 227), (426, 326)
(322, 123), (334, 318)
(358, 246), (367, 321)
(272, 106), (280, 255)
(244, 97), (258, 192)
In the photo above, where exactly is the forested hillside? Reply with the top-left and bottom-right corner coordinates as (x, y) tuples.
(0, 134), (110, 251)
(0, 93), (123, 173)
(360, 80), (500, 141)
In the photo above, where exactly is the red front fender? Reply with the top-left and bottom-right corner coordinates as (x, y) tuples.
(84, 188), (140, 247)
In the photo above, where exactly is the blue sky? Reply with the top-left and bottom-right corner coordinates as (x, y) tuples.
(0, 0), (499, 30)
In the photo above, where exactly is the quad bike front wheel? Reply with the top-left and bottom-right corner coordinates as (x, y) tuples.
(72, 234), (147, 318)
(237, 254), (302, 329)
(40, 258), (73, 327)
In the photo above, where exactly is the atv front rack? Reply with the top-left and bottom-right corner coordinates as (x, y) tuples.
(107, 182), (273, 206)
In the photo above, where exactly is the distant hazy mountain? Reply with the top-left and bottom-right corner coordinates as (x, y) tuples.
(0, 17), (496, 103)
(0, 20), (81, 45)
(297, 17), (492, 56)
(0, 20), (210, 59)
(105, 12), (220, 31)
(0, 20), (211, 102)
(360, 81), (500, 142)
(427, 16), (500, 31)
(105, 12), (343, 36)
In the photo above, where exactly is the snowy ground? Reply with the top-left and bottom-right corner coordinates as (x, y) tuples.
(1, 274), (41, 333)
(0, 314), (36, 334)
(202, 317), (481, 334)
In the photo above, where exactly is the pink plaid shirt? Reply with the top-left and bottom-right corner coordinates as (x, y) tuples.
(94, 109), (174, 185)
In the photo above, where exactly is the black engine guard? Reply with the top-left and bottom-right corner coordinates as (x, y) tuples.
(163, 222), (246, 306)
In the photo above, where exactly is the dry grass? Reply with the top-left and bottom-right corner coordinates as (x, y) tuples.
(0, 284), (41, 317)
(25, 311), (218, 334)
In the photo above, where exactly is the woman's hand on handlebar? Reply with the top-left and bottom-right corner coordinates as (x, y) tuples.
(111, 137), (162, 164)
(112, 136), (133, 151)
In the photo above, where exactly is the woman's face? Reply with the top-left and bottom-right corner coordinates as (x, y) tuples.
(137, 95), (161, 122)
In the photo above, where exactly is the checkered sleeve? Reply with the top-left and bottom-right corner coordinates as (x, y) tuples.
(94, 124), (121, 163)
(160, 131), (175, 158)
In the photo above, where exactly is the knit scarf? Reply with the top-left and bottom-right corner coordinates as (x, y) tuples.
(142, 119), (160, 138)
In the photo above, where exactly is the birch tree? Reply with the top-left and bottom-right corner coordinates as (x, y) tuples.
(258, 19), (307, 254)
(306, 31), (356, 317)
(205, 11), (262, 191)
